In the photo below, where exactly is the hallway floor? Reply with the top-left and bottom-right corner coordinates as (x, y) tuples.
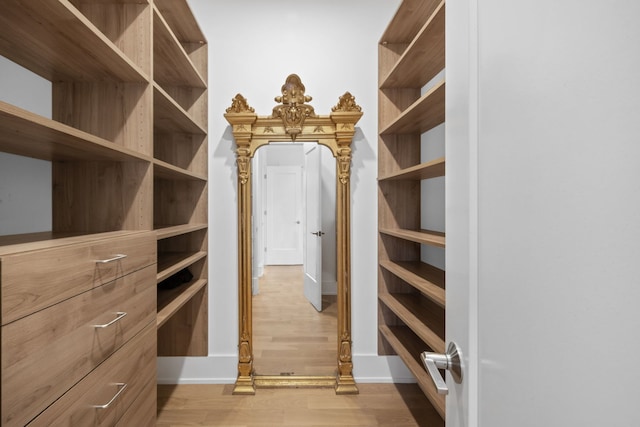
(252, 265), (337, 376)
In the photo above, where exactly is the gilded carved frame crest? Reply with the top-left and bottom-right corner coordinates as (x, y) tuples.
(224, 74), (362, 394)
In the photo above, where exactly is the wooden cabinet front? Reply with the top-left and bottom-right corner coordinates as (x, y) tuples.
(1, 231), (156, 324)
(27, 323), (157, 427)
(1, 265), (155, 427)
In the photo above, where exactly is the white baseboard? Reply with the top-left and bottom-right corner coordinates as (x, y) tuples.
(352, 354), (416, 383)
(157, 354), (415, 384)
(157, 355), (237, 384)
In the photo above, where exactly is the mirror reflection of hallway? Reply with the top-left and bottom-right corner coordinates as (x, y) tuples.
(251, 143), (338, 377)
(253, 265), (337, 376)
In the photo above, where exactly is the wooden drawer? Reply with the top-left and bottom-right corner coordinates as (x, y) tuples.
(1, 265), (156, 427)
(116, 378), (157, 427)
(1, 231), (156, 324)
(27, 322), (156, 427)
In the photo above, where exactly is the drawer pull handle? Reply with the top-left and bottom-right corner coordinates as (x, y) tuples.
(96, 254), (127, 264)
(93, 312), (127, 328)
(93, 383), (127, 409)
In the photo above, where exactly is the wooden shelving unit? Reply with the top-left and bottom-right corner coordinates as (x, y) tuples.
(0, 0), (207, 423)
(156, 223), (208, 240)
(379, 228), (445, 247)
(157, 279), (208, 329)
(378, 157), (445, 181)
(380, 80), (446, 135)
(151, 0), (208, 357)
(379, 259), (445, 307)
(0, 102), (151, 162)
(378, 0), (446, 421)
(379, 325), (446, 416)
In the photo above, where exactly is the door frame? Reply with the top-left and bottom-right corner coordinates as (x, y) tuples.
(224, 74), (363, 395)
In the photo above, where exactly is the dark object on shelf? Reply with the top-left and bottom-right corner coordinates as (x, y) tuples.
(158, 268), (193, 290)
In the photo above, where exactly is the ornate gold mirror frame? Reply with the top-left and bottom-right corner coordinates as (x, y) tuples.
(224, 74), (362, 395)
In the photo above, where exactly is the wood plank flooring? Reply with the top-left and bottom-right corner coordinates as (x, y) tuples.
(156, 265), (444, 426)
(157, 383), (444, 426)
(252, 265), (337, 376)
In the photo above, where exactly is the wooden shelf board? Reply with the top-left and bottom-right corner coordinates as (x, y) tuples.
(379, 157), (445, 181)
(153, 9), (206, 89)
(379, 324), (446, 419)
(380, 259), (445, 307)
(153, 84), (206, 135)
(0, 0), (147, 83)
(157, 251), (207, 283)
(153, 159), (207, 181)
(0, 102), (152, 162)
(381, 1), (445, 89)
(156, 224), (208, 240)
(379, 292), (445, 354)
(154, 0), (207, 43)
(380, 0), (443, 45)
(379, 228), (445, 248)
(157, 278), (207, 328)
(381, 80), (445, 135)
(0, 230), (146, 255)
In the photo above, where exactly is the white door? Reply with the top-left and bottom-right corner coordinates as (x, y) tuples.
(303, 145), (322, 311)
(265, 165), (302, 265)
(446, 1), (640, 426)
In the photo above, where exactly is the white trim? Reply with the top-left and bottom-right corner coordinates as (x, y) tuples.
(353, 355), (415, 383)
(157, 355), (414, 384)
(157, 355), (237, 385)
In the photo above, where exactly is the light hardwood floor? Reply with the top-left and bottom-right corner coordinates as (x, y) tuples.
(157, 383), (443, 426)
(157, 266), (443, 426)
(252, 265), (337, 376)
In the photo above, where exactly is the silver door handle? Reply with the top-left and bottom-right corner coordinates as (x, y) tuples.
(420, 341), (463, 395)
(311, 231), (325, 236)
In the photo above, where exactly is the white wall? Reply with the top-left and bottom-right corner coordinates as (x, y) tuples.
(421, 123), (445, 270)
(421, 66), (446, 270)
(0, 57), (52, 236)
(157, 0), (409, 383)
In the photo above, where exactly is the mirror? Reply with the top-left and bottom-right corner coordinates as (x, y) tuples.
(224, 75), (362, 394)
(251, 143), (337, 378)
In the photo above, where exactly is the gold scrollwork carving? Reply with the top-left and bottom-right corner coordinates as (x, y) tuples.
(337, 147), (351, 185)
(236, 148), (251, 185)
(271, 74), (316, 140)
(226, 93), (255, 114)
(332, 91), (362, 113)
(239, 331), (252, 363)
(338, 333), (353, 377)
(339, 336), (351, 363)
